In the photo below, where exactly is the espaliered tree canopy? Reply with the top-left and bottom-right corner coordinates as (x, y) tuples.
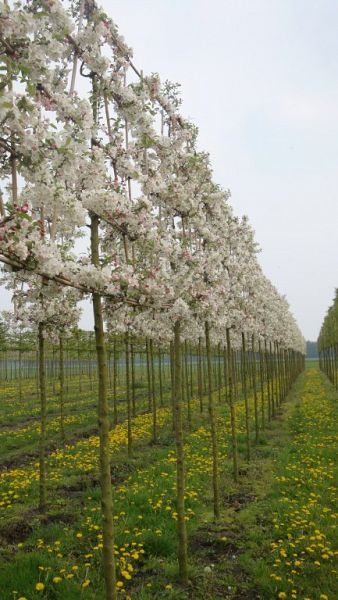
(318, 289), (338, 389)
(0, 0), (304, 352)
(318, 289), (338, 352)
(0, 1), (306, 598)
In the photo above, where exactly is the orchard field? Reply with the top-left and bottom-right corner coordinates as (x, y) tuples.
(0, 1), (337, 600)
(0, 337), (337, 599)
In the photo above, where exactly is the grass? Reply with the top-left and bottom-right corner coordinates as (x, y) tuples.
(0, 367), (337, 599)
(173, 367), (337, 600)
(0, 373), (175, 467)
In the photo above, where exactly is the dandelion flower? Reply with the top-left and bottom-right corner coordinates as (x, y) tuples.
(121, 570), (131, 580)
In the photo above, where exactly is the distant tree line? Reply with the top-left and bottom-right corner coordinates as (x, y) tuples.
(306, 341), (318, 359)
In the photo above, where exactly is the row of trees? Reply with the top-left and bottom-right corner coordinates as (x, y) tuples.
(0, 1), (305, 597)
(318, 288), (338, 388)
(0, 322), (304, 450)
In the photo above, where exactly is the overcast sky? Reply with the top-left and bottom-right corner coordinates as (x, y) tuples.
(1, 0), (338, 340)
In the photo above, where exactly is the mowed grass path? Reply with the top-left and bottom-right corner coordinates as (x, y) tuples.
(0, 367), (336, 599)
(220, 367), (337, 600)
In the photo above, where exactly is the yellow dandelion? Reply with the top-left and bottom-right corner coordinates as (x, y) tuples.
(121, 570), (131, 580)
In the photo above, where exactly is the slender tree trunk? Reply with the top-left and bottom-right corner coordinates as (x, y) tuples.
(52, 346), (56, 395)
(113, 340), (118, 425)
(18, 331), (22, 403)
(150, 339), (157, 443)
(170, 341), (175, 431)
(158, 347), (164, 407)
(198, 337), (203, 412)
(77, 333), (82, 393)
(203, 345), (208, 394)
(241, 332), (251, 461)
(130, 339), (136, 417)
(65, 346), (69, 393)
(265, 340), (271, 421)
(38, 323), (47, 511)
(223, 345), (228, 404)
(251, 335), (259, 443)
(35, 348), (39, 397)
(173, 321), (188, 584)
(107, 348), (112, 389)
(91, 214), (116, 600)
(258, 339), (265, 430)
(59, 336), (65, 440)
(125, 331), (132, 455)
(276, 342), (282, 408)
(189, 344), (193, 398)
(226, 328), (238, 482)
(205, 321), (220, 519)
(218, 342), (222, 405)
(184, 341), (191, 428)
(146, 338), (152, 412)
(270, 341), (275, 417)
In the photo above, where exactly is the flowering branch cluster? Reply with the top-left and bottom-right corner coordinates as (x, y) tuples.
(0, 0), (305, 352)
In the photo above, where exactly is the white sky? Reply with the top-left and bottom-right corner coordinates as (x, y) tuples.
(1, 0), (338, 340)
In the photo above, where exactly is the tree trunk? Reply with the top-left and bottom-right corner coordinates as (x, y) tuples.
(270, 341), (275, 417)
(226, 328), (238, 482)
(198, 337), (203, 412)
(38, 323), (47, 511)
(173, 321), (188, 584)
(125, 331), (132, 455)
(18, 330), (22, 403)
(241, 332), (251, 461)
(59, 336), (65, 440)
(258, 339), (265, 430)
(251, 335), (259, 443)
(113, 339), (118, 425)
(150, 339), (157, 443)
(146, 338), (152, 412)
(265, 340), (271, 421)
(184, 341), (191, 428)
(91, 213), (116, 600)
(131, 338), (136, 416)
(158, 347), (164, 407)
(205, 321), (220, 519)
(217, 342), (222, 405)
(170, 341), (175, 431)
